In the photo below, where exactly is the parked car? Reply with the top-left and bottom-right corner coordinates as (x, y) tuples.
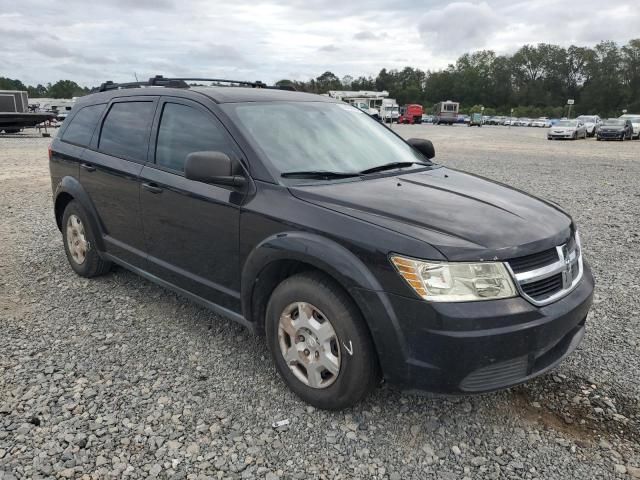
(547, 119), (588, 140)
(503, 117), (518, 126)
(49, 76), (594, 409)
(486, 116), (504, 125)
(421, 114), (434, 124)
(596, 118), (633, 141)
(514, 118), (533, 127)
(575, 115), (601, 137)
(531, 117), (551, 128)
(619, 114), (640, 139)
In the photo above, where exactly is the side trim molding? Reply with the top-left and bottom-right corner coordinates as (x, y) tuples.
(103, 253), (253, 332)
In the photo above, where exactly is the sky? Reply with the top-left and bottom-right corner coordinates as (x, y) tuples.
(1, 0), (639, 87)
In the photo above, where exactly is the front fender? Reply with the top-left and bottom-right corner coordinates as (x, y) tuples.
(54, 176), (106, 251)
(241, 232), (384, 308)
(241, 231), (410, 383)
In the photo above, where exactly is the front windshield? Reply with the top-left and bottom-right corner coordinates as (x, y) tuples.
(556, 120), (576, 127)
(578, 116), (595, 122)
(603, 119), (624, 126)
(226, 101), (427, 174)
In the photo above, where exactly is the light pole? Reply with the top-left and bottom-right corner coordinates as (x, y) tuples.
(567, 99), (574, 119)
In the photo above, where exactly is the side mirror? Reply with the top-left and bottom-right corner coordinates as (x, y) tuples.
(185, 151), (246, 188)
(407, 138), (435, 159)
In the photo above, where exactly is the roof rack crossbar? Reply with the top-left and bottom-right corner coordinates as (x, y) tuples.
(165, 77), (267, 88)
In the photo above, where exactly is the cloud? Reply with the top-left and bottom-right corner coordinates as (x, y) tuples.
(1, 0), (638, 88)
(319, 44), (340, 52)
(418, 2), (506, 54)
(353, 31), (388, 41)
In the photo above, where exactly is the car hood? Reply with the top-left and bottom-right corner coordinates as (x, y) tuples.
(289, 167), (572, 261)
(551, 126), (576, 132)
(600, 125), (624, 130)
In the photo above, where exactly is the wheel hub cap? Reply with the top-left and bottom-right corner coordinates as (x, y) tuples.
(278, 302), (341, 389)
(66, 214), (88, 265)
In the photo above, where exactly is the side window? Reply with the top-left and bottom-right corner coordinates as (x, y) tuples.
(155, 103), (233, 173)
(61, 104), (106, 147)
(99, 101), (155, 162)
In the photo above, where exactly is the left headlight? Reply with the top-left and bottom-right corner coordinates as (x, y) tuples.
(390, 255), (517, 302)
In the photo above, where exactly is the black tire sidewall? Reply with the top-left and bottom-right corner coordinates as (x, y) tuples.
(265, 274), (377, 410)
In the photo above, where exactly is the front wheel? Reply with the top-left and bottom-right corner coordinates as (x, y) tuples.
(265, 272), (379, 410)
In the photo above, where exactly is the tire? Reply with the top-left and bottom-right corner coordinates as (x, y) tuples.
(265, 272), (378, 410)
(62, 200), (112, 277)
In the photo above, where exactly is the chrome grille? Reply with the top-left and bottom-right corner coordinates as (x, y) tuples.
(509, 248), (559, 274)
(507, 233), (583, 306)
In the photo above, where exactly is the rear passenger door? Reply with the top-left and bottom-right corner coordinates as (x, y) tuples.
(139, 97), (244, 312)
(81, 96), (158, 267)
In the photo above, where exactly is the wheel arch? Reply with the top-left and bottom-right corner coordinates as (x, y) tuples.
(241, 232), (384, 333)
(53, 176), (106, 251)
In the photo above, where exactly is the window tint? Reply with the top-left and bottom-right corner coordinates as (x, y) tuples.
(99, 101), (155, 162)
(62, 104), (106, 146)
(155, 103), (233, 173)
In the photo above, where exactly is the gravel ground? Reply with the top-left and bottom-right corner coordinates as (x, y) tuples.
(1, 126), (639, 479)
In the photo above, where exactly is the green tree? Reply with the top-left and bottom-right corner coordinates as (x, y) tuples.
(47, 80), (88, 98)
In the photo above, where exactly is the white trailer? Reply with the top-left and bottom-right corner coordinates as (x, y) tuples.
(327, 90), (389, 119)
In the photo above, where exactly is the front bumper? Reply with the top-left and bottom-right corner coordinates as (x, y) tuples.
(351, 263), (594, 393)
(548, 132), (575, 139)
(597, 131), (624, 139)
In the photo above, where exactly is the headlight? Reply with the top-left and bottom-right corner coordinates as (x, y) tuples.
(390, 255), (517, 302)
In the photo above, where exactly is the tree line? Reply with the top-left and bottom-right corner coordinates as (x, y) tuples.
(0, 78), (90, 100)
(276, 39), (640, 118)
(2, 39), (639, 117)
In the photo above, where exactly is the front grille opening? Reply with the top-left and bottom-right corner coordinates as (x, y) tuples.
(508, 248), (558, 273)
(521, 273), (563, 300)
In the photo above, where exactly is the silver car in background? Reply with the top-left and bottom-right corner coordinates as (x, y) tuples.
(547, 119), (587, 140)
(619, 114), (640, 139)
(576, 115), (601, 137)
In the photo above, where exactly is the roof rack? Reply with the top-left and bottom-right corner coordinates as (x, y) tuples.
(97, 75), (295, 92)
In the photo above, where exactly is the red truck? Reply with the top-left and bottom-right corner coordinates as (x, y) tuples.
(398, 104), (423, 124)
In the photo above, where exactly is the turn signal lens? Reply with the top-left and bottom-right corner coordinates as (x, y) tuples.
(390, 255), (517, 302)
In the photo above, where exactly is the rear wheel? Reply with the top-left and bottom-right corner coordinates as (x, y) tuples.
(62, 201), (111, 277)
(265, 272), (378, 410)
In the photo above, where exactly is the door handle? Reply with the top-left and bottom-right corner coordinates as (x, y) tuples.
(80, 163), (96, 172)
(142, 182), (163, 194)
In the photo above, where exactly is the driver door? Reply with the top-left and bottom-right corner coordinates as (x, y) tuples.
(139, 97), (246, 312)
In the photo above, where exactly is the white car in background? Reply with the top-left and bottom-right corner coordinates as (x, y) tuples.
(531, 117), (551, 127)
(547, 119), (588, 140)
(619, 114), (640, 139)
(576, 115), (601, 137)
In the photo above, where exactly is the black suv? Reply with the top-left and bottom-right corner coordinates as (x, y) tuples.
(49, 77), (594, 409)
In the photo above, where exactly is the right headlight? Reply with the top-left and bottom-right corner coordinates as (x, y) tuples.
(390, 255), (517, 302)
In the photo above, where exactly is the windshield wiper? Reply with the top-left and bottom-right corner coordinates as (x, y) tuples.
(359, 161), (430, 175)
(281, 170), (361, 179)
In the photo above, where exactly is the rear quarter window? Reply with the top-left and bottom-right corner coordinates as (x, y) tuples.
(98, 101), (156, 162)
(61, 104), (106, 147)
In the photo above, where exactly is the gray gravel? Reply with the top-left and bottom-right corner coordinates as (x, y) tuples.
(1, 126), (639, 479)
